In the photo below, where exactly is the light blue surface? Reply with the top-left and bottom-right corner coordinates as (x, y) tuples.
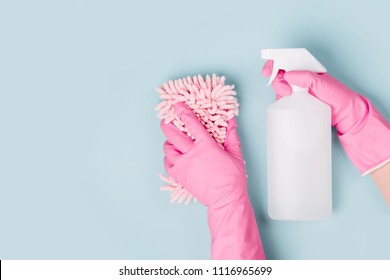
(1, 0), (389, 259)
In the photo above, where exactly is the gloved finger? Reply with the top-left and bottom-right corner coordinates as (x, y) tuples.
(272, 70), (292, 99)
(261, 60), (273, 77)
(164, 156), (173, 171)
(174, 102), (211, 143)
(163, 140), (181, 165)
(160, 120), (193, 153)
(285, 71), (354, 108)
(284, 70), (319, 91)
(224, 118), (243, 158)
(262, 60), (291, 99)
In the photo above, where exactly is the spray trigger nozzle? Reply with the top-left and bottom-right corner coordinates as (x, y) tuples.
(261, 48), (327, 88)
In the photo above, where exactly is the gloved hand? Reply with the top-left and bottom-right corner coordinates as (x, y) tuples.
(161, 102), (265, 260)
(262, 60), (390, 175)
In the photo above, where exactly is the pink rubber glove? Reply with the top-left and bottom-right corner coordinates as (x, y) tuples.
(262, 60), (390, 175)
(161, 102), (265, 260)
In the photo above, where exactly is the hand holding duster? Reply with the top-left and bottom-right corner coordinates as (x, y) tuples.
(161, 103), (265, 260)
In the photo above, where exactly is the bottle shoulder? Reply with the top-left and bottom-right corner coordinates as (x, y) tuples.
(268, 93), (331, 112)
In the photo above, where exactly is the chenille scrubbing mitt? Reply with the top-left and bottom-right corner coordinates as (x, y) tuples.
(156, 74), (239, 204)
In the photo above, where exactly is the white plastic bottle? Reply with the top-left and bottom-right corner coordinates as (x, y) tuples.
(261, 48), (332, 221)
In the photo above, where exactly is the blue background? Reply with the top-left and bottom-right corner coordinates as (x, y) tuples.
(1, 0), (389, 259)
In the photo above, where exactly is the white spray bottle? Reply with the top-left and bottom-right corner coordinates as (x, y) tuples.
(261, 48), (332, 221)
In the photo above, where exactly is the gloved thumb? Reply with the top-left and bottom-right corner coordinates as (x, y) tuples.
(284, 70), (319, 90)
(174, 102), (210, 143)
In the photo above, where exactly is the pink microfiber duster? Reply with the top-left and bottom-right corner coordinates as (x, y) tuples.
(156, 74), (239, 204)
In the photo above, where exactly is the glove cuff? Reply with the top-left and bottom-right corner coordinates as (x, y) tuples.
(207, 192), (265, 260)
(338, 96), (390, 175)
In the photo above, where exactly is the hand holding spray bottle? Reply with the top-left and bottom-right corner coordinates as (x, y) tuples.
(262, 48), (332, 221)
